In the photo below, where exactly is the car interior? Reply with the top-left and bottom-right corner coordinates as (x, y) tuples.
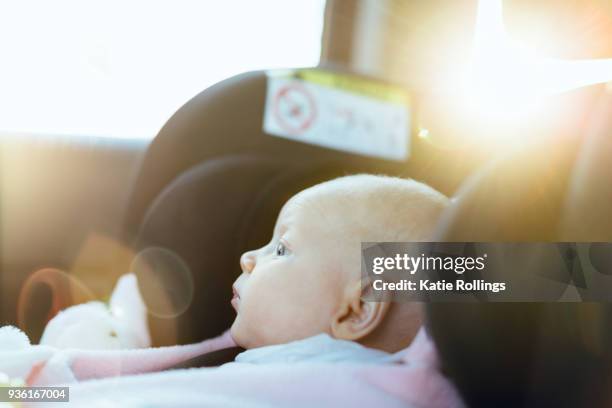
(1, 0), (611, 406)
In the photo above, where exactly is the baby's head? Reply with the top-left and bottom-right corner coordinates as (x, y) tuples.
(230, 174), (448, 351)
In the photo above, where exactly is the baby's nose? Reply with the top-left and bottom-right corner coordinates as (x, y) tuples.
(240, 251), (256, 273)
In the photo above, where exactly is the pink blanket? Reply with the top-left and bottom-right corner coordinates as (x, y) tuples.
(24, 328), (463, 407)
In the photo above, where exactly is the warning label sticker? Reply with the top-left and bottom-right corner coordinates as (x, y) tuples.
(263, 69), (411, 161)
(273, 82), (317, 134)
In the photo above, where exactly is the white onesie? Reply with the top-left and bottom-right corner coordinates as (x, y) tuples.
(234, 333), (403, 365)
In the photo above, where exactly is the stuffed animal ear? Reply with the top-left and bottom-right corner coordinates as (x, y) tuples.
(0, 326), (31, 350)
(109, 274), (151, 347)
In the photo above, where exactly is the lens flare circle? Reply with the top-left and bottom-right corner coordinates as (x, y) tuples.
(130, 247), (194, 319)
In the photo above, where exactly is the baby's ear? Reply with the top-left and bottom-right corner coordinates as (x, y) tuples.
(330, 281), (390, 341)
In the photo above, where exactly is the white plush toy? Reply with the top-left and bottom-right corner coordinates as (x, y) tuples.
(0, 325), (53, 382)
(39, 274), (151, 350)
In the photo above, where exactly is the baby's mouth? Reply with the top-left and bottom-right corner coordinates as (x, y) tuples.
(231, 286), (240, 311)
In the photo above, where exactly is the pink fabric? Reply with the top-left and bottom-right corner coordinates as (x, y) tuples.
(28, 330), (235, 385)
(28, 328), (464, 408)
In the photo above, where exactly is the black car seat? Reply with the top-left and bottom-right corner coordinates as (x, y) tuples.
(124, 67), (416, 346)
(426, 92), (612, 408)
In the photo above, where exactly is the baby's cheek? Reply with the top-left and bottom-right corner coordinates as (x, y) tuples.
(248, 268), (290, 300)
(241, 285), (279, 325)
(243, 276), (302, 340)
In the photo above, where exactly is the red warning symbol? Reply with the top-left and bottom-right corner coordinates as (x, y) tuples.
(273, 82), (317, 135)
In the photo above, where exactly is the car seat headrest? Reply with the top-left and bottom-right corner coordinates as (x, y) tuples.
(426, 94), (612, 408)
(426, 142), (578, 406)
(125, 68), (411, 239)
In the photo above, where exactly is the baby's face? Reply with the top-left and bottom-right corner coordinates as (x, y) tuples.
(230, 189), (350, 349)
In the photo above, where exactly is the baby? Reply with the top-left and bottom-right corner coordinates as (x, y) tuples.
(229, 174), (448, 361)
(6, 174), (448, 387)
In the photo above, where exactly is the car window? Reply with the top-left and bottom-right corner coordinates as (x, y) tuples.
(0, 0), (325, 139)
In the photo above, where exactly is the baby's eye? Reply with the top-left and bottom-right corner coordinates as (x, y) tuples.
(275, 242), (288, 256)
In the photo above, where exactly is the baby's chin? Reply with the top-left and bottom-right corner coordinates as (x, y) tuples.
(230, 320), (274, 349)
(229, 319), (248, 348)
